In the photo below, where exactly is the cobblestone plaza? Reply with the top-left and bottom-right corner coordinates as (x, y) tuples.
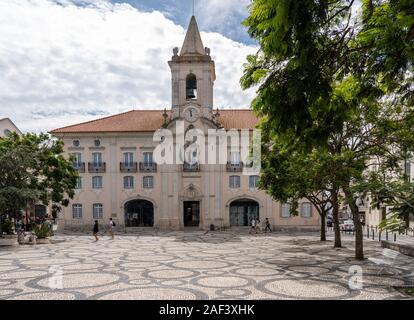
(0, 231), (413, 300)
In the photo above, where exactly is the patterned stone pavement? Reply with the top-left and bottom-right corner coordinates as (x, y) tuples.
(0, 231), (413, 300)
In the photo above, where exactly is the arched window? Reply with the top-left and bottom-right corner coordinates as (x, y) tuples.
(186, 73), (197, 100)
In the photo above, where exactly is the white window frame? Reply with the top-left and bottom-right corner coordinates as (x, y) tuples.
(72, 153), (82, 166)
(301, 202), (312, 218)
(143, 176), (154, 189)
(93, 203), (103, 219)
(75, 177), (82, 189)
(92, 176), (103, 189)
(72, 204), (83, 219)
(249, 175), (259, 188)
(281, 203), (291, 218)
(92, 152), (103, 166)
(229, 175), (241, 189)
(123, 152), (134, 166)
(123, 176), (134, 189)
(143, 152), (153, 166)
(230, 151), (241, 165)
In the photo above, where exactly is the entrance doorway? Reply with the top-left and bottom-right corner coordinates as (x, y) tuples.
(35, 205), (47, 220)
(124, 200), (154, 227)
(183, 201), (200, 227)
(229, 199), (260, 226)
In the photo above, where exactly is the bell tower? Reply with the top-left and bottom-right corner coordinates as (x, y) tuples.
(168, 16), (216, 121)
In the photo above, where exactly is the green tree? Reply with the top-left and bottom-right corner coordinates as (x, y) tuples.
(241, 0), (414, 260)
(259, 135), (336, 242)
(241, 0), (356, 142)
(0, 133), (78, 224)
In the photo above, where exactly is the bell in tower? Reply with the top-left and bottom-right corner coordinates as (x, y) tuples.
(186, 74), (197, 100)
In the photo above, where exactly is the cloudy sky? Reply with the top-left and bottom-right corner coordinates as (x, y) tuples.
(0, 0), (257, 133)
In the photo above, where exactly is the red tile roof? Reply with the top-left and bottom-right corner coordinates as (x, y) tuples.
(50, 109), (259, 134)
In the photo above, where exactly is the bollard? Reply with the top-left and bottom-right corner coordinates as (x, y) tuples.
(386, 231), (388, 241)
(367, 228), (370, 239)
(394, 233), (397, 242)
(372, 230), (374, 240)
(379, 231), (381, 242)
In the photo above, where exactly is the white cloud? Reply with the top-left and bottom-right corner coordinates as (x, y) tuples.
(0, 0), (257, 133)
(197, 0), (250, 25)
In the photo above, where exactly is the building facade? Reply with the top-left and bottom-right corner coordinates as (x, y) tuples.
(51, 16), (321, 232)
(0, 118), (22, 138)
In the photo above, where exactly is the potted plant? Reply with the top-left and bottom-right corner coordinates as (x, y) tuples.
(32, 223), (52, 244)
(0, 217), (18, 246)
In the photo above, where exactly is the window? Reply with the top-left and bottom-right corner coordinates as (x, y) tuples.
(229, 176), (241, 189)
(124, 176), (134, 189)
(75, 177), (82, 189)
(72, 153), (82, 167)
(93, 204), (103, 219)
(92, 176), (103, 189)
(301, 202), (312, 218)
(72, 204), (82, 219)
(281, 203), (291, 218)
(143, 176), (154, 189)
(249, 175), (259, 188)
(92, 152), (103, 166)
(190, 150), (198, 164)
(186, 73), (197, 100)
(143, 152), (153, 166)
(4, 129), (11, 136)
(73, 139), (80, 147)
(230, 152), (240, 165)
(123, 152), (134, 166)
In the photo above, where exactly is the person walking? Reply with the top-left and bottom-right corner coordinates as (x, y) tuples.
(255, 218), (261, 234)
(93, 220), (99, 242)
(249, 218), (256, 235)
(109, 218), (115, 240)
(264, 218), (272, 233)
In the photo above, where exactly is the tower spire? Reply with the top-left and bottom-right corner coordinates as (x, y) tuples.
(180, 15), (205, 56)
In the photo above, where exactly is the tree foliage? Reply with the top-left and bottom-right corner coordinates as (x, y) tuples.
(0, 133), (78, 218)
(242, 0), (414, 260)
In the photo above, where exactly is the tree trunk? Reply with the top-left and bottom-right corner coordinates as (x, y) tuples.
(353, 213), (364, 260)
(320, 212), (326, 241)
(343, 188), (364, 261)
(332, 190), (342, 248)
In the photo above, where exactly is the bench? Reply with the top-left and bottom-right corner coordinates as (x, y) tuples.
(368, 248), (399, 275)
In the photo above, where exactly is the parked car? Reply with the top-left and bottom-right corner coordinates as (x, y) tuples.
(341, 219), (355, 232)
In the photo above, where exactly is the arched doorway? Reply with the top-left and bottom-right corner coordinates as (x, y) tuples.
(229, 199), (259, 226)
(124, 200), (154, 227)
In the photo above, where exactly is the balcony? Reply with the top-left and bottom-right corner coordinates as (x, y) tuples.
(226, 162), (244, 172)
(73, 162), (85, 173)
(183, 162), (200, 172)
(120, 162), (138, 173)
(88, 162), (106, 173)
(139, 162), (157, 173)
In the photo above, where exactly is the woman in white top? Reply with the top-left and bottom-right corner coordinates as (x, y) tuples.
(249, 218), (256, 234)
(109, 218), (115, 240)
